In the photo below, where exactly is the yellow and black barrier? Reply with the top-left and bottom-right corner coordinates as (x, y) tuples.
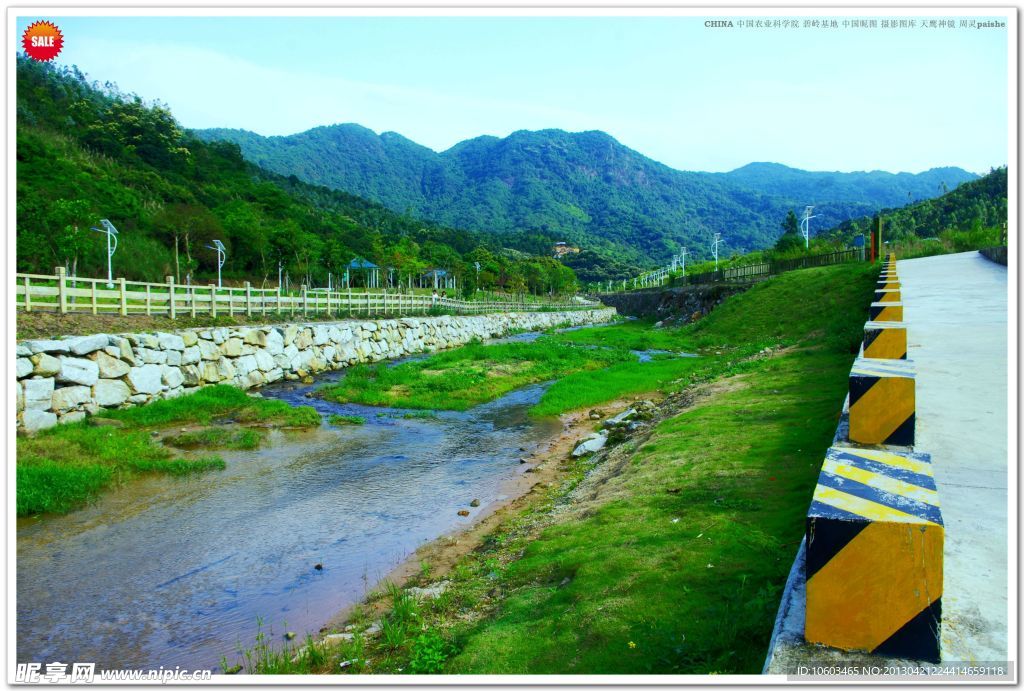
(848, 357), (915, 446)
(805, 446), (943, 662)
(869, 301), (903, 322)
(873, 288), (902, 303)
(863, 321), (908, 360)
(878, 277), (901, 291)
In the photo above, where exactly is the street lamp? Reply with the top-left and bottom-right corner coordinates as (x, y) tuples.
(89, 219), (118, 288)
(712, 233), (723, 271)
(206, 239), (226, 288)
(801, 205), (821, 249)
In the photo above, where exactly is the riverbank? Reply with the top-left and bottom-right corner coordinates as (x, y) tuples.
(237, 261), (879, 675)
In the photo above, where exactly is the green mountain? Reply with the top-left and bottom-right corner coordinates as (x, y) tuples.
(15, 57), (588, 293)
(824, 166), (1007, 244)
(196, 124), (978, 264)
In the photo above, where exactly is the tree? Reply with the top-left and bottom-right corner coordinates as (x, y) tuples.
(774, 210), (804, 253)
(48, 199), (96, 279)
(153, 203), (222, 283)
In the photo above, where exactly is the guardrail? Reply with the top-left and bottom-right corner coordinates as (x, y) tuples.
(15, 268), (599, 319)
(803, 252), (944, 664)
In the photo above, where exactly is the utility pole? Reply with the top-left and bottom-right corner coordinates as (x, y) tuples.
(712, 233), (722, 271)
(680, 247), (688, 276)
(278, 260), (283, 289)
(89, 219), (119, 288)
(801, 205), (820, 249)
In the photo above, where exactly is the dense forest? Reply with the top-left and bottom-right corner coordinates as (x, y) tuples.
(15, 56), (589, 295)
(823, 167), (1008, 247)
(197, 124), (977, 265)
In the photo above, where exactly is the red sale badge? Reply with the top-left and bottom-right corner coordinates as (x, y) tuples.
(22, 20), (63, 62)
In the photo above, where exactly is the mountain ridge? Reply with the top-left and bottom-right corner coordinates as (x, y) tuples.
(196, 123), (977, 264)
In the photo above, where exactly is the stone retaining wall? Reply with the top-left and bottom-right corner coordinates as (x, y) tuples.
(15, 308), (617, 433)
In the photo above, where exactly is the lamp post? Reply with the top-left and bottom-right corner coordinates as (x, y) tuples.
(712, 233), (723, 271)
(206, 239), (226, 288)
(801, 205), (820, 249)
(89, 219), (119, 288)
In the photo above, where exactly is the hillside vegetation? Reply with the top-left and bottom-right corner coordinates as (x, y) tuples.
(825, 166), (1007, 254)
(197, 123), (976, 264)
(16, 57), (584, 294)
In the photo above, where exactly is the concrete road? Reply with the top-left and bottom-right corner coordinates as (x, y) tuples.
(898, 250), (1009, 663)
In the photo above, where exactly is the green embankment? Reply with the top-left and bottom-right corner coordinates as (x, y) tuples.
(250, 261), (878, 675)
(16, 385), (320, 516)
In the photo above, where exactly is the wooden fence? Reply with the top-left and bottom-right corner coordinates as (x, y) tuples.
(15, 268), (600, 319)
(670, 248), (866, 287)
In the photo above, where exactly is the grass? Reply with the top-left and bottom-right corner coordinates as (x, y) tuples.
(164, 428), (263, 450)
(17, 385), (320, 516)
(329, 414), (366, 426)
(261, 260), (878, 676)
(320, 339), (630, 411)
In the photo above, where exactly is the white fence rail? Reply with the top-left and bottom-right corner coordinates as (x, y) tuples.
(16, 268), (600, 319)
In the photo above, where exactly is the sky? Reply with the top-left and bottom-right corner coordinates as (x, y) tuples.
(15, 13), (1010, 174)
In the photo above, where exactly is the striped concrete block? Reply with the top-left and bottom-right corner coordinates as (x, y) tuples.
(863, 321), (908, 360)
(848, 357), (915, 446)
(877, 278), (901, 291)
(806, 446), (943, 662)
(873, 288), (902, 303)
(870, 302), (904, 322)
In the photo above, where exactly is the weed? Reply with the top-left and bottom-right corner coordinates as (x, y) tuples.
(328, 414), (366, 426)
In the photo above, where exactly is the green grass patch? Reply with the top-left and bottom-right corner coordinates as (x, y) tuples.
(17, 385), (320, 516)
(320, 339), (630, 411)
(164, 427), (263, 450)
(328, 414), (366, 426)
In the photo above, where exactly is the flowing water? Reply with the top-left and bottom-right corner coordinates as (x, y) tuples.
(16, 373), (561, 671)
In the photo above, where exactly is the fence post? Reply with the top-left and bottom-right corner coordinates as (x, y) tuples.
(118, 278), (128, 316)
(55, 266), (67, 314)
(210, 284), (217, 317)
(191, 285), (197, 318)
(165, 276), (176, 318)
(348, 286), (352, 318)
(24, 275), (32, 313)
(245, 282), (252, 317)
(302, 285), (308, 316)
(145, 285), (152, 315)
(276, 287), (282, 315)
(383, 289), (387, 315)
(90, 281), (97, 315)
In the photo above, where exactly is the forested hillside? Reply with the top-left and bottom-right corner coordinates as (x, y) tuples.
(824, 166), (1007, 246)
(197, 124), (977, 264)
(15, 57), (587, 294)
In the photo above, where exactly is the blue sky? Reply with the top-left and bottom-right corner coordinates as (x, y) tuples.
(16, 14), (1010, 174)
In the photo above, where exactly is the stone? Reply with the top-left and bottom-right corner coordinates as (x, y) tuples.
(161, 366), (184, 389)
(17, 358), (33, 379)
(234, 355), (258, 376)
(129, 393), (150, 404)
(572, 432), (608, 457)
(125, 364), (163, 395)
(215, 357), (236, 379)
(92, 379), (131, 407)
(165, 350), (182, 367)
(265, 368), (284, 383)
(470, 498), (480, 507)
(90, 350), (131, 379)
(21, 409), (57, 433)
(243, 330), (267, 346)
(210, 328), (227, 345)
(23, 378), (55, 410)
(59, 410), (87, 425)
(64, 333), (109, 355)
(156, 332), (186, 351)
(200, 361), (223, 383)
(246, 370), (266, 388)
(254, 349), (276, 372)
(89, 417), (125, 428)
(223, 338), (243, 357)
(16, 343), (31, 357)
(198, 340), (220, 361)
(181, 346), (201, 365)
(26, 339), (71, 355)
(51, 385), (92, 412)
(181, 365), (203, 386)
(313, 326), (329, 345)
(181, 331), (199, 347)
(407, 581), (450, 600)
(457, 510), (470, 517)
(57, 357), (99, 386)
(116, 338), (136, 366)
(603, 408), (637, 428)
(138, 347), (167, 365)
(265, 329), (284, 355)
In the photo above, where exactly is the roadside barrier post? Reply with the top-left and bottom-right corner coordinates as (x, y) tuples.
(869, 301), (903, 322)
(848, 357), (915, 446)
(805, 446), (943, 662)
(863, 321), (908, 360)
